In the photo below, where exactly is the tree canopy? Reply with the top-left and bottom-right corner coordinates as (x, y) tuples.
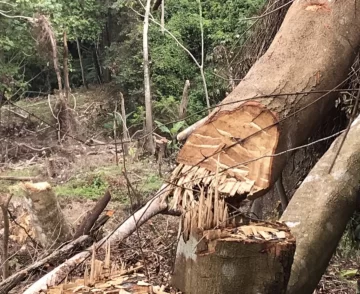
(0, 0), (264, 126)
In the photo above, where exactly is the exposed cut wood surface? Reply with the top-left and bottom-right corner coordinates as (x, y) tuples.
(177, 102), (279, 197)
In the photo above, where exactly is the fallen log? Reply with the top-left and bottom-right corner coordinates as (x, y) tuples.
(23, 184), (171, 294)
(280, 114), (360, 294)
(0, 235), (91, 294)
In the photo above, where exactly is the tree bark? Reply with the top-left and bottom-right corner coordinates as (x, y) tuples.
(172, 224), (295, 294)
(92, 46), (103, 84)
(73, 190), (111, 239)
(76, 38), (88, 89)
(171, 1), (360, 207)
(161, 0), (165, 34)
(280, 114), (360, 294)
(234, 0), (290, 80)
(143, 0), (155, 154)
(120, 92), (130, 155)
(63, 31), (70, 102)
(38, 16), (63, 101)
(21, 182), (72, 249)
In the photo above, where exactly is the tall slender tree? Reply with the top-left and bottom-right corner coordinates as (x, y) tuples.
(143, 0), (155, 154)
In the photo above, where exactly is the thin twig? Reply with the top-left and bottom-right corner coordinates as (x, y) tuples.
(120, 136), (150, 281)
(114, 101), (119, 166)
(242, 0), (293, 21)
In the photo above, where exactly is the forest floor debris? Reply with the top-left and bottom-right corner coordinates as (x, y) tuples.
(1, 89), (359, 293)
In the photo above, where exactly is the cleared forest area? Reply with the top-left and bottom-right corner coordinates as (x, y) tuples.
(2, 1), (360, 294)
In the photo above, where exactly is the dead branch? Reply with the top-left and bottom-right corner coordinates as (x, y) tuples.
(0, 176), (40, 181)
(176, 116), (208, 141)
(23, 184), (172, 294)
(120, 92), (130, 155)
(0, 235), (91, 294)
(0, 194), (12, 280)
(73, 190), (111, 239)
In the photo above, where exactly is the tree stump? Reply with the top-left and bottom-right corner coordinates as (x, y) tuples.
(22, 182), (72, 249)
(172, 222), (295, 294)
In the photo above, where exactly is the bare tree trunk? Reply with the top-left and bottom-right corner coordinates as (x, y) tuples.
(76, 38), (88, 89)
(198, 0), (210, 112)
(63, 31), (70, 102)
(179, 80), (190, 120)
(38, 16), (63, 99)
(161, 0), (165, 34)
(143, 0), (155, 154)
(120, 92), (129, 155)
(280, 114), (360, 294)
(93, 46), (102, 84)
(37, 16), (72, 137)
(21, 182), (72, 249)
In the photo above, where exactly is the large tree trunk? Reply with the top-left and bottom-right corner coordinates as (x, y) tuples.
(143, 0), (155, 154)
(280, 114), (360, 294)
(171, 1), (360, 207)
(170, 1), (360, 292)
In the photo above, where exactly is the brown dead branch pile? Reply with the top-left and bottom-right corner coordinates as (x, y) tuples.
(41, 213), (179, 294)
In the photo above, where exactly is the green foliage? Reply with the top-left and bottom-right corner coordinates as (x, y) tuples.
(0, 0), (106, 97)
(107, 0), (265, 128)
(1, 0), (266, 134)
(55, 173), (109, 199)
(139, 173), (162, 194)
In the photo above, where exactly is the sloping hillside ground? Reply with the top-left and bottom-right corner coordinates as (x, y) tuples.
(0, 87), (359, 293)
